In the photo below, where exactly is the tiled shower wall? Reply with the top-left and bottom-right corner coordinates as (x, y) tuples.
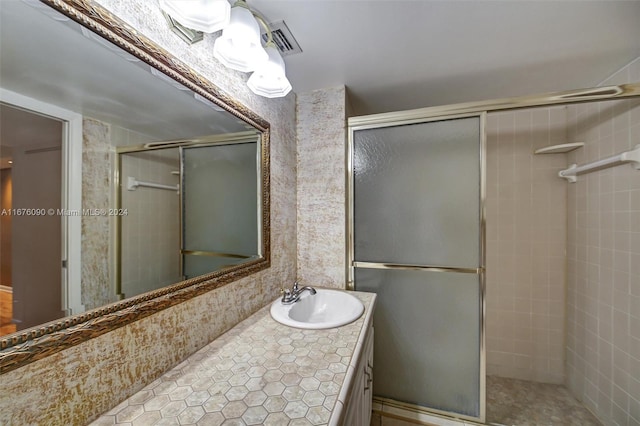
(486, 106), (568, 383)
(120, 149), (181, 298)
(82, 119), (157, 310)
(566, 58), (640, 426)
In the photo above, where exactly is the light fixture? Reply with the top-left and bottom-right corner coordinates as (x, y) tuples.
(160, 0), (294, 98)
(159, 0), (230, 33)
(213, 0), (268, 73)
(247, 42), (291, 98)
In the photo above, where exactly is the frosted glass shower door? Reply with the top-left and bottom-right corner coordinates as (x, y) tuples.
(351, 115), (484, 420)
(181, 142), (259, 279)
(355, 268), (481, 417)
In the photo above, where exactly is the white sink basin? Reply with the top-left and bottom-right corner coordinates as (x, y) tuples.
(270, 289), (364, 329)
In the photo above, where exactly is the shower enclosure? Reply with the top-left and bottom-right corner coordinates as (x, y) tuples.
(117, 136), (260, 300)
(347, 82), (640, 425)
(349, 114), (486, 422)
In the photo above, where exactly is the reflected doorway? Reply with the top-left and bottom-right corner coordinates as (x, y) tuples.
(0, 103), (64, 334)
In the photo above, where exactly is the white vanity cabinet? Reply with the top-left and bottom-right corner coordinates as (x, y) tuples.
(343, 324), (374, 425)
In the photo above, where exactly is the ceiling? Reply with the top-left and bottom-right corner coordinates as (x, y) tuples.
(2, 1), (639, 129)
(250, 0), (640, 115)
(0, 105), (63, 169)
(0, 0), (252, 148)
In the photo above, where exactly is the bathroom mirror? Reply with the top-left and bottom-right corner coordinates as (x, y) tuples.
(116, 136), (262, 301)
(0, 0), (270, 372)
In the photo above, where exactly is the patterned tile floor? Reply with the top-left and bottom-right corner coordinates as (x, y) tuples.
(486, 376), (602, 426)
(371, 376), (603, 426)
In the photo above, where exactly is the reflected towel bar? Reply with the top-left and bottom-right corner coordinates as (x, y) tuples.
(126, 176), (179, 192)
(558, 144), (640, 183)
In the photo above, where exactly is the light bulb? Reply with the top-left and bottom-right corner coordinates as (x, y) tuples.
(247, 44), (292, 98)
(159, 0), (230, 33)
(213, 5), (267, 72)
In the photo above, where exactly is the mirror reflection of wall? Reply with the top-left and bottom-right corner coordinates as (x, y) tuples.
(120, 148), (181, 299)
(81, 118), (157, 312)
(0, 103), (65, 333)
(117, 138), (260, 300)
(1, 116), (16, 336)
(0, 0), (266, 337)
(182, 142), (260, 279)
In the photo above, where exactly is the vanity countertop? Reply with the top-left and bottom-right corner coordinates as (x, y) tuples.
(91, 290), (376, 426)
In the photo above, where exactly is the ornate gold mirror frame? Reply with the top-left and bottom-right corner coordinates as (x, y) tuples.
(0, 0), (271, 374)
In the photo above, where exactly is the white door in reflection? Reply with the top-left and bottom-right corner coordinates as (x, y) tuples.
(0, 94), (84, 334)
(7, 107), (64, 331)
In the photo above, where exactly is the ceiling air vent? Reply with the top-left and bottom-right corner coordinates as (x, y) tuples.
(261, 20), (302, 57)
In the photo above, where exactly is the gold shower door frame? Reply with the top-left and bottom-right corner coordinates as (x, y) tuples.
(113, 131), (260, 299)
(348, 111), (487, 423)
(346, 82), (640, 424)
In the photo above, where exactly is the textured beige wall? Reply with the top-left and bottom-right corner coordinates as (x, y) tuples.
(566, 57), (640, 426)
(0, 0), (297, 424)
(81, 118), (113, 310)
(296, 86), (348, 288)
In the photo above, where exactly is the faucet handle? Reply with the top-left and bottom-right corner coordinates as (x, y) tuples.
(293, 281), (299, 291)
(280, 288), (292, 303)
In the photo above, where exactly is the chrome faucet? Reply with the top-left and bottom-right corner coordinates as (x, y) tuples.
(281, 281), (316, 304)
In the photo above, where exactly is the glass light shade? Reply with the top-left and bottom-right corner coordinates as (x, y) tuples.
(213, 6), (267, 72)
(159, 0), (231, 33)
(247, 45), (292, 98)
